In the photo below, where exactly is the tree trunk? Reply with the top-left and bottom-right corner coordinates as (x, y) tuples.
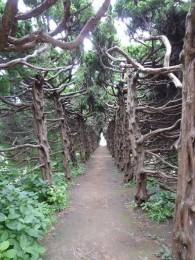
(106, 120), (115, 157)
(126, 69), (147, 204)
(113, 84), (127, 170)
(123, 109), (133, 182)
(69, 135), (78, 168)
(32, 76), (52, 185)
(53, 92), (71, 179)
(172, 6), (195, 259)
(77, 115), (89, 163)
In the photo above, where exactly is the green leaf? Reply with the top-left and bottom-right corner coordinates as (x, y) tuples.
(20, 205), (29, 215)
(1, 231), (9, 241)
(23, 215), (34, 223)
(33, 244), (46, 254)
(24, 246), (35, 254)
(19, 234), (28, 249)
(0, 213), (6, 222)
(3, 249), (17, 258)
(16, 222), (25, 231)
(0, 241), (10, 251)
(7, 212), (21, 220)
(26, 228), (40, 238)
(6, 221), (18, 230)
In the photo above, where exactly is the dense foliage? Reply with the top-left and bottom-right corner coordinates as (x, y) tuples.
(0, 160), (84, 259)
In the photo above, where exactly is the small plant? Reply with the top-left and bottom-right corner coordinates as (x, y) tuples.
(155, 247), (172, 260)
(141, 191), (175, 222)
(141, 183), (176, 222)
(70, 164), (85, 179)
(47, 185), (68, 211)
(124, 179), (136, 187)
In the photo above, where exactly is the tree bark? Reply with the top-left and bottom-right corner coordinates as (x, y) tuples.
(53, 92), (71, 179)
(126, 69), (147, 204)
(77, 115), (90, 163)
(0, 0), (18, 51)
(69, 133), (78, 168)
(106, 120), (115, 157)
(172, 5), (195, 259)
(32, 76), (52, 185)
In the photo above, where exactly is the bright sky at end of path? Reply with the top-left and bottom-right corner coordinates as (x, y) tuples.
(100, 133), (107, 146)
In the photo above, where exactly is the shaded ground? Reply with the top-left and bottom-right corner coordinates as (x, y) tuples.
(42, 146), (172, 260)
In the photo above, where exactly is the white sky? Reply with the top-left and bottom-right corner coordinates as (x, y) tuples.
(100, 133), (107, 146)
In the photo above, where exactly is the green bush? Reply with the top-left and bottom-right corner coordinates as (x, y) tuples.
(141, 189), (176, 222)
(0, 183), (51, 259)
(0, 163), (84, 259)
(70, 164), (85, 179)
(20, 173), (49, 202)
(47, 184), (68, 211)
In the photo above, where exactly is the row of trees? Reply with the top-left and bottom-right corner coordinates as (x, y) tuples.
(101, 0), (195, 258)
(0, 0), (110, 184)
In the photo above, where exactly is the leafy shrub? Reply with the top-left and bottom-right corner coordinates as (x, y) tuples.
(0, 183), (51, 259)
(20, 173), (49, 202)
(47, 184), (68, 211)
(70, 164), (85, 179)
(0, 164), (83, 258)
(141, 189), (176, 222)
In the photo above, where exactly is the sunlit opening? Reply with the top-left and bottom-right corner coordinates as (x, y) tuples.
(100, 133), (107, 146)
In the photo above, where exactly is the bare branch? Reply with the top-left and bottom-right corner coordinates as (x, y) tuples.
(0, 96), (31, 108)
(0, 44), (49, 69)
(145, 35), (182, 87)
(0, 144), (41, 152)
(107, 46), (182, 85)
(143, 119), (181, 141)
(144, 169), (177, 180)
(146, 150), (178, 170)
(39, 0), (111, 50)
(21, 61), (66, 71)
(49, 0), (71, 37)
(60, 89), (87, 98)
(6, 0), (110, 52)
(46, 66), (73, 82)
(16, 0), (58, 20)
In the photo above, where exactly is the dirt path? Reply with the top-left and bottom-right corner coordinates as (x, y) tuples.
(43, 146), (172, 260)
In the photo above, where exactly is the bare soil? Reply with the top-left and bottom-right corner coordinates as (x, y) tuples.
(42, 146), (172, 260)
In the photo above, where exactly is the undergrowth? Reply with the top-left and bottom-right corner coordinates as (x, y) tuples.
(141, 179), (176, 222)
(155, 247), (172, 260)
(124, 179), (136, 187)
(127, 177), (176, 222)
(0, 161), (85, 259)
(147, 234), (172, 260)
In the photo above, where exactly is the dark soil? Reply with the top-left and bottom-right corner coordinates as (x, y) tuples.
(42, 146), (172, 260)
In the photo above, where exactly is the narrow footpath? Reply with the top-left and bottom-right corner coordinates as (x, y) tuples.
(43, 146), (172, 260)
